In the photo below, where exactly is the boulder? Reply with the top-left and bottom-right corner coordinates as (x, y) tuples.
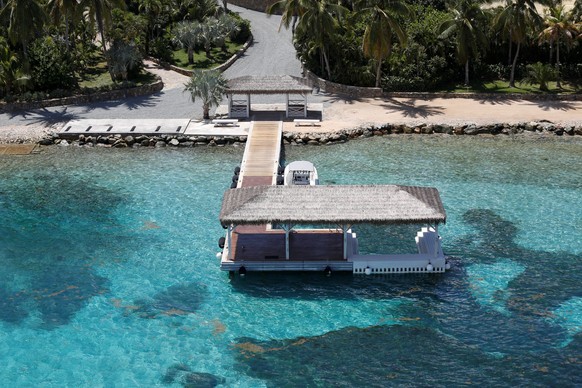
(168, 138), (180, 146)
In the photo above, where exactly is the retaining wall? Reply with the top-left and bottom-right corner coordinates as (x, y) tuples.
(0, 79), (163, 113)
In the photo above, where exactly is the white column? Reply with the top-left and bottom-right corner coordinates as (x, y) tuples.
(304, 93), (307, 117)
(246, 94), (250, 118)
(282, 223), (293, 260)
(286, 94), (289, 118)
(227, 225), (233, 260)
(342, 224), (352, 260)
(228, 94), (232, 118)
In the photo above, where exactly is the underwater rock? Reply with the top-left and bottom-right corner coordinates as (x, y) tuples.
(34, 265), (108, 329)
(234, 325), (582, 387)
(162, 363), (225, 388)
(133, 283), (206, 319)
(0, 288), (29, 324)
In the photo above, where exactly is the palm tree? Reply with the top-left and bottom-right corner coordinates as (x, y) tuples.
(183, 69), (227, 120)
(215, 14), (241, 52)
(137, 0), (163, 55)
(357, 0), (410, 88)
(493, 0), (543, 88)
(0, 38), (30, 95)
(173, 21), (201, 65)
(439, 0), (488, 85)
(266, 0), (308, 35)
(573, 0), (582, 21)
(0, 0), (46, 57)
(46, 0), (80, 49)
(295, 0), (347, 80)
(521, 61), (556, 91)
(538, 4), (579, 88)
(199, 18), (220, 59)
(79, 0), (126, 53)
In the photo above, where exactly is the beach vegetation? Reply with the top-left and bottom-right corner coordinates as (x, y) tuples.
(291, 0), (581, 93)
(183, 69), (227, 120)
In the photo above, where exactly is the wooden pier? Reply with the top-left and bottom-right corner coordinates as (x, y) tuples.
(221, 120), (347, 271)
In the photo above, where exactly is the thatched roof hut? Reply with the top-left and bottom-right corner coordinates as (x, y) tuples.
(219, 185), (446, 225)
(226, 75), (312, 95)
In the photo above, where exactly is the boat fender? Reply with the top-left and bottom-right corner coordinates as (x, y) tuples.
(426, 264), (433, 272)
(221, 224), (228, 229)
(324, 266), (332, 276)
(234, 166), (241, 174)
(232, 175), (238, 182)
(230, 182), (237, 189)
(218, 237), (225, 249)
(239, 266), (247, 276)
(216, 252), (222, 259)
(277, 166), (285, 175)
(276, 175), (284, 185)
(365, 266), (371, 275)
(445, 261), (451, 270)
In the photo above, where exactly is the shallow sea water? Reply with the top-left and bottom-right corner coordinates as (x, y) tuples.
(0, 135), (581, 387)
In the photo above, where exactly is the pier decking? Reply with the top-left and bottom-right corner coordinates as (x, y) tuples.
(238, 121), (281, 187)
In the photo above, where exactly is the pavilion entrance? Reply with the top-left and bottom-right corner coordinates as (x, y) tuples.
(225, 75), (313, 119)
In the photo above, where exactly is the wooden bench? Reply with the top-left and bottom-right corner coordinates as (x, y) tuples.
(294, 119), (320, 127)
(212, 119), (239, 127)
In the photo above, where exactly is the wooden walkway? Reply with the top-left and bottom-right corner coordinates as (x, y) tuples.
(238, 121), (281, 187)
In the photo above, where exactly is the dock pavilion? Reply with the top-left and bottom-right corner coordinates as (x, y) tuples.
(225, 75), (313, 118)
(219, 184), (448, 274)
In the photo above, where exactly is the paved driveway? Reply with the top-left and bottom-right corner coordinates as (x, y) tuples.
(0, 5), (302, 128)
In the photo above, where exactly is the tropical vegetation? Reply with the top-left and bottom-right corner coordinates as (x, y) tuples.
(183, 69), (228, 119)
(270, 0), (582, 92)
(0, 0), (250, 102)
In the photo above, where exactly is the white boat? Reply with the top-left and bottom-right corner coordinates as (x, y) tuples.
(283, 161), (319, 186)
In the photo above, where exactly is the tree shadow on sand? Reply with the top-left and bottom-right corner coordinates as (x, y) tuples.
(380, 98), (444, 118)
(8, 107), (80, 127)
(525, 99), (578, 112)
(79, 92), (162, 113)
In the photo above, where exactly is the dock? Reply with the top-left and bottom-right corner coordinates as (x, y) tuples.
(220, 120), (352, 272)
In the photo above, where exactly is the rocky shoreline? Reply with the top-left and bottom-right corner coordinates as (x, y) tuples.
(38, 121), (582, 148)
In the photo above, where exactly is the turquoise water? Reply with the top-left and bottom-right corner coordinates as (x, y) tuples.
(1, 136), (581, 387)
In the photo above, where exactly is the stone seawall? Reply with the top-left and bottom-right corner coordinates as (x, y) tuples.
(42, 121), (582, 147)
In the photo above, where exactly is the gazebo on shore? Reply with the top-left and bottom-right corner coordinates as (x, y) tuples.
(225, 75), (313, 118)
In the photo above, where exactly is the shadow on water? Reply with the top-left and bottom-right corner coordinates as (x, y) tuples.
(231, 209), (582, 385)
(233, 326), (582, 387)
(0, 173), (128, 329)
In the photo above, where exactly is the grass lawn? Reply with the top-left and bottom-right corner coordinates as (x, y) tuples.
(439, 79), (581, 94)
(78, 61), (158, 89)
(171, 41), (243, 70)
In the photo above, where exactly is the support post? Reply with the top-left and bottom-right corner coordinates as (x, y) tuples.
(341, 224), (352, 260)
(303, 93), (307, 117)
(282, 223), (293, 260)
(246, 94), (250, 118)
(228, 94), (232, 118)
(227, 225), (233, 260)
(286, 93), (289, 118)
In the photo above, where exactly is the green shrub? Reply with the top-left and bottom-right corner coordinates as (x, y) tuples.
(150, 36), (174, 63)
(28, 36), (76, 91)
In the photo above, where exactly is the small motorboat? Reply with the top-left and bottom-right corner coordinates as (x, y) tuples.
(283, 161), (319, 185)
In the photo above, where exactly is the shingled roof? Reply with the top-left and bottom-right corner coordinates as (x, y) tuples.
(226, 75), (313, 94)
(219, 185), (446, 225)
